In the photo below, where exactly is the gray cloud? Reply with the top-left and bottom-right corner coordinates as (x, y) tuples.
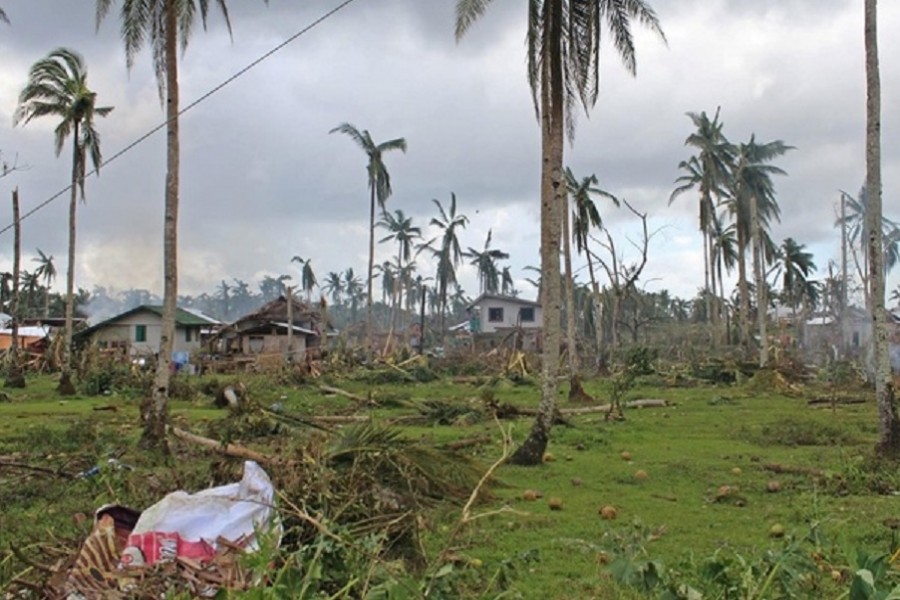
(0, 0), (898, 308)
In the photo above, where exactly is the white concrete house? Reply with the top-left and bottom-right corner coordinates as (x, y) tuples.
(75, 305), (221, 359)
(466, 294), (541, 334)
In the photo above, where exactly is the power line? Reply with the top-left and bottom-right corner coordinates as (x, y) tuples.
(0, 0), (359, 237)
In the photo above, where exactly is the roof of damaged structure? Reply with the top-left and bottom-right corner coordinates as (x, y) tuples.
(214, 295), (333, 338)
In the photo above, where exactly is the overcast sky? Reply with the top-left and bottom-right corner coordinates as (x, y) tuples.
(0, 0), (898, 312)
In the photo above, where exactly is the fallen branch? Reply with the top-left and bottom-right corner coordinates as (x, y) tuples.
(443, 436), (492, 451)
(318, 385), (369, 404)
(169, 427), (271, 464)
(0, 460), (75, 479)
(516, 399), (668, 417)
(762, 462), (824, 477)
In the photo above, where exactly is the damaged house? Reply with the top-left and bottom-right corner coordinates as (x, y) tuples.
(212, 295), (329, 361)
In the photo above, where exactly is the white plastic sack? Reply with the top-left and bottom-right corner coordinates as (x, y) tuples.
(121, 460), (277, 566)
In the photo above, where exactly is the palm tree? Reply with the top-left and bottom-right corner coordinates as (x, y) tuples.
(465, 229), (509, 295)
(709, 209), (737, 341)
(322, 271), (345, 306)
(378, 209), (422, 321)
(836, 185), (900, 306)
(566, 167), (618, 363)
(32, 249), (57, 318)
(772, 237), (816, 316)
(670, 109), (732, 346)
(729, 135), (793, 366)
(215, 280), (231, 319)
(291, 256), (318, 302)
(343, 268), (364, 325)
(458, 0), (664, 465)
(14, 47), (113, 394)
(427, 192), (469, 340)
(500, 266), (517, 296)
(96, 0), (266, 452)
(330, 123), (407, 351)
(864, 0), (898, 454)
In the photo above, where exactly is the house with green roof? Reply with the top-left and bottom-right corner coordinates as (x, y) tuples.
(75, 305), (221, 359)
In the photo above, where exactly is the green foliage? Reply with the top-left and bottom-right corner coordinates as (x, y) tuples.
(749, 416), (860, 447)
(617, 346), (659, 376)
(78, 358), (151, 396)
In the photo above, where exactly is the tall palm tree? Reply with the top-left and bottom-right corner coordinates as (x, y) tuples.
(14, 47), (113, 394)
(32, 249), (57, 318)
(670, 109), (732, 346)
(465, 229), (509, 295)
(566, 167), (618, 362)
(97, 0), (265, 452)
(864, 0), (898, 454)
(427, 192), (469, 340)
(458, 0), (664, 465)
(729, 135), (793, 366)
(330, 123), (407, 351)
(291, 256), (317, 302)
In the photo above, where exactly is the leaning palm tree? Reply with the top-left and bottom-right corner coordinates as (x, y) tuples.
(458, 0), (665, 465)
(14, 47), (113, 395)
(330, 123), (407, 351)
(32, 249), (57, 319)
(96, 0), (265, 452)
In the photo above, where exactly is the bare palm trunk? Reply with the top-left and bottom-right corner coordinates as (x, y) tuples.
(366, 187), (376, 352)
(702, 227), (711, 340)
(751, 194), (767, 367)
(5, 188), (25, 388)
(562, 198), (579, 378)
(510, 0), (563, 466)
(586, 247), (604, 368)
(58, 122), (80, 395)
(707, 229), (720, 346)
(737, 225), (751, 353)
(865, 0), (899, 455)
(142, 2), (178, 453)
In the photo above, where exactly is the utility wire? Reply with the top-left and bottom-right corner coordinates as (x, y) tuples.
(1, 0), (359, 237)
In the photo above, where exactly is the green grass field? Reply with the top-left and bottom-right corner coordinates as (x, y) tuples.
(1, 369), (898, 598)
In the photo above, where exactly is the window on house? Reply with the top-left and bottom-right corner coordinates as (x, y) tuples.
(249, 335), (265, 354)
(135, 325), (147, 343)
(185, 328), (192, 343)
(519, 307), (535, 323)
(488, 307), (504, 322)
(852, 331), (860, 347)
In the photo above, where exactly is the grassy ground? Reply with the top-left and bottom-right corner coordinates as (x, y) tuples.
(1, 369), (898, 598)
